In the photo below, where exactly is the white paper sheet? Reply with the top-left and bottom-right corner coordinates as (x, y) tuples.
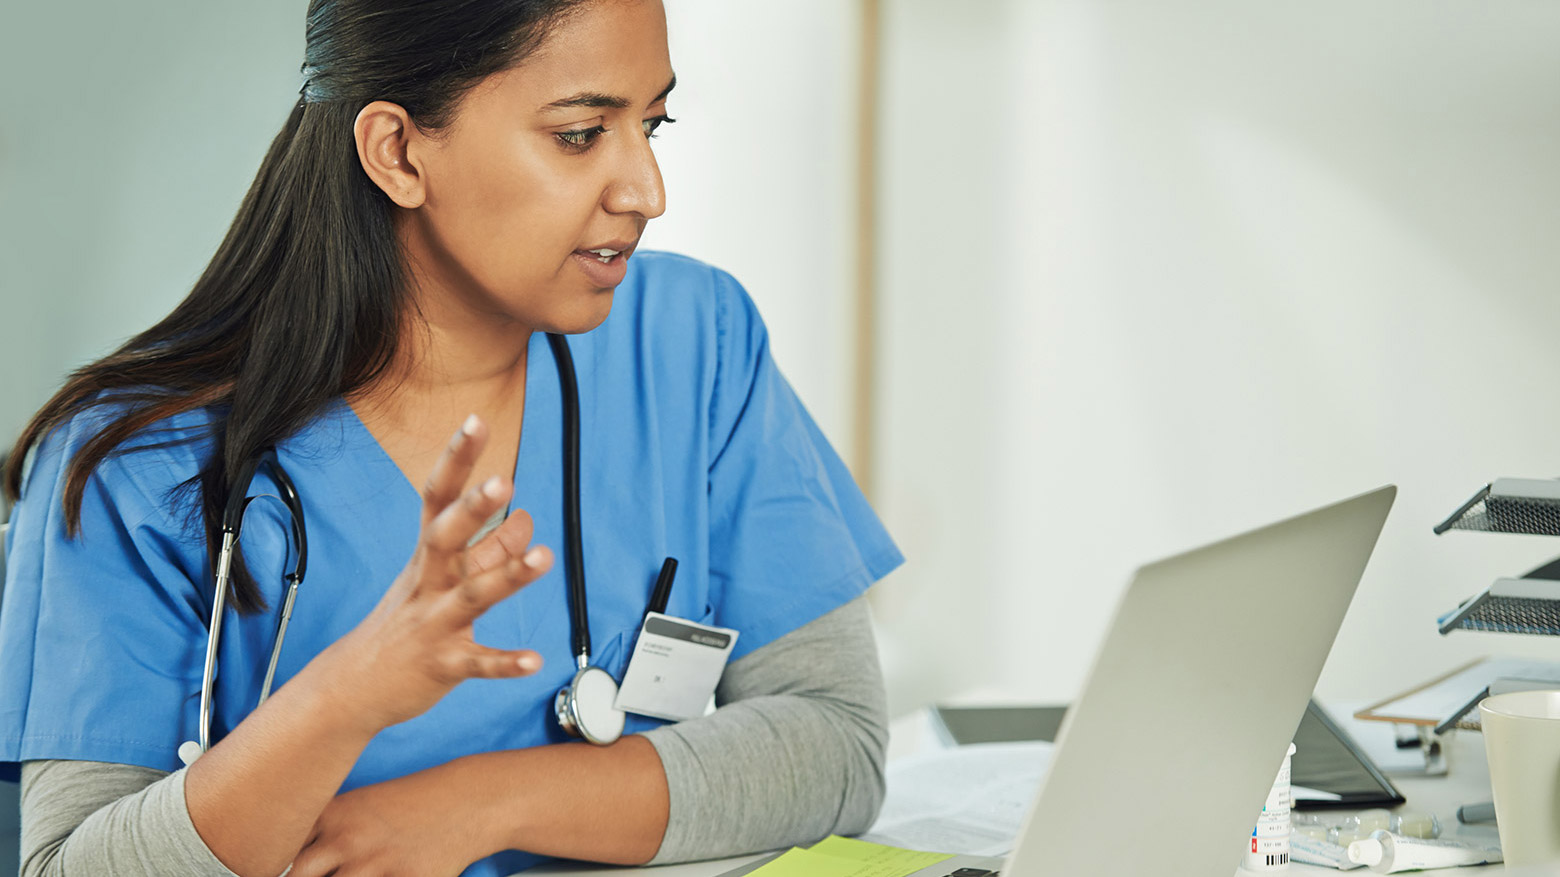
(858, 741), (1053, 858)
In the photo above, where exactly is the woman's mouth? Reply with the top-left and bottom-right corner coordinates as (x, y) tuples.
(571, 246), (631, 287)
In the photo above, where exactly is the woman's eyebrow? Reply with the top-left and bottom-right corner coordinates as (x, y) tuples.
(540, 75), (677, 111)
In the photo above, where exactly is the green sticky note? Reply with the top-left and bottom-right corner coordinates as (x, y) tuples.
(747, 847), (869, 877)
(747, 836), (954, 877)
(812, 836), (954, 876)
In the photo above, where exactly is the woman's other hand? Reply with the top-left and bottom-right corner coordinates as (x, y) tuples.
(317, 414), (551, 733)
(289, 768), (490, 877)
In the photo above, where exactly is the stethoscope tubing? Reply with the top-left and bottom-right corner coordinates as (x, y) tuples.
(546, 332), (593, 669)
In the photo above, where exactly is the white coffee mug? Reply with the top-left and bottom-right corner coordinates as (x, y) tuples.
(1481, 690), (1560, 867)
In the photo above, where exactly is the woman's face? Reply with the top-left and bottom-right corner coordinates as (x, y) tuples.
(397, 0), (674, 335)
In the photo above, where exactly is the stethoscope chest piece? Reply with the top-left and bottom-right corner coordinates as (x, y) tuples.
(555, 665), (625, 745)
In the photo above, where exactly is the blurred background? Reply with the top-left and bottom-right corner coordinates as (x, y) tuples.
(2, 0), (1560, 867)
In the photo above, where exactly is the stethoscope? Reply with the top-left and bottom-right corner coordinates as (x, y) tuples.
(177, 448), (307, 767)
(177, 333), (624, 767)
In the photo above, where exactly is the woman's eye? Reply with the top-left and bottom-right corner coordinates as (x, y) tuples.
(556, 125), (605, 151)
(556, 116), (675, 153)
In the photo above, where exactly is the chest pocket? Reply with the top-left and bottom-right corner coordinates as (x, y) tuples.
(595, 602), (717, 734)
(594, 602), (716, 680)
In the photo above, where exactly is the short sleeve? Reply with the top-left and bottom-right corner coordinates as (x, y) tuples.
(705, 273), (903, 660)
(0, 413), (210, 780)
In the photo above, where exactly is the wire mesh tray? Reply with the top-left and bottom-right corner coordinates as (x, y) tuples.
(1434, 478), (1560, 536)
(1438, 576), (1560, 636)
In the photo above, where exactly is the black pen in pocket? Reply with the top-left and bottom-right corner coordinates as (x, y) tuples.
(643, 557), (678, 621)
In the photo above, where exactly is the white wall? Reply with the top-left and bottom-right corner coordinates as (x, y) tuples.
(649, 1), (862, 455)
(872, 0), (1560, 716)
(0, 2), (306, 450)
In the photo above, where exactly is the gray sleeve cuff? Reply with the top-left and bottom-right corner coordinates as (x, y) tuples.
(20, 759), (242, 877)
(641, 596), (888, 864)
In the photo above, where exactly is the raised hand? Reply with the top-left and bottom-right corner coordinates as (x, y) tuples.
(319, 414), (551, 732)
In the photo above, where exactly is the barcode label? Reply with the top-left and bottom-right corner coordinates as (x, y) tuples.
(1261, 853), (1288, 867)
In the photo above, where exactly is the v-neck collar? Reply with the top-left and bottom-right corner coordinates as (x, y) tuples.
(324, 332), (557, 511)
(284, 332), (566, 646)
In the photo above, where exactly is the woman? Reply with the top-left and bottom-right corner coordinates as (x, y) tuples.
(0, 1), (901, 875)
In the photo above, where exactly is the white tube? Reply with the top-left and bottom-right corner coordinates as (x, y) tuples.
(1346, 830), (1502, 873)
(1288, 830), (1365, 870)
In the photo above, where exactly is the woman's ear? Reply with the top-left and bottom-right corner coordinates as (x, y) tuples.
(353, 101), (428, 209)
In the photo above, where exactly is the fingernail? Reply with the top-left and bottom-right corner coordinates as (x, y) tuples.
(462, 414), (481, 436)
(481, 477), (506, 500)
(517, 654), (541, 672)
(523, 547), (546, 568)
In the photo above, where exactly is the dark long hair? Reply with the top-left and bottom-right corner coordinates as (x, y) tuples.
(3, 0), (589, 612)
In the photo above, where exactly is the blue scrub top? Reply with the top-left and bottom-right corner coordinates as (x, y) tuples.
(0, 252), (903, 876)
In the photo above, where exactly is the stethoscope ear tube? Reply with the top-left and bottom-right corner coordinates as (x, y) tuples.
(196, 528), (239, 756)
(259, 576), (301, 704)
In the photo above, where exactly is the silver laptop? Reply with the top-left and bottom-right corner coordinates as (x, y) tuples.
(900, 486), (1397, 877)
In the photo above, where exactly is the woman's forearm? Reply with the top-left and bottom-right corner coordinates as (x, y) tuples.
(442, 735), (672, 864)
(183, 653), (381, 877)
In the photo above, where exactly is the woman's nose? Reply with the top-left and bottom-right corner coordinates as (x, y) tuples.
(602, 130), (666, 219)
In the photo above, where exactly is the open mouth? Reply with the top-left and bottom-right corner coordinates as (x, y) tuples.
(570, 244), (634, 288)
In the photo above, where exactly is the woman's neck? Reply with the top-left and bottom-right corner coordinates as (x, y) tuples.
(350, 292), (534, 495)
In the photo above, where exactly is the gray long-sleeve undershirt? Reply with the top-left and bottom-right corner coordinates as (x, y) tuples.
(18, 596), (887, 876)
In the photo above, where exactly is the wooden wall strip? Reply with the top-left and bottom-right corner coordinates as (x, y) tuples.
(853, 0), (882, 501)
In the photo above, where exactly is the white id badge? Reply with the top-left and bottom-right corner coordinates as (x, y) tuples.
(614, 612), (738, 722)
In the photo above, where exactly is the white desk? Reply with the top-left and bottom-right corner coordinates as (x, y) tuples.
(527, 718), (1516, 877)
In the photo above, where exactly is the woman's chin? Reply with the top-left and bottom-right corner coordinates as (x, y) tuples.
(540, 291), (615, 336)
